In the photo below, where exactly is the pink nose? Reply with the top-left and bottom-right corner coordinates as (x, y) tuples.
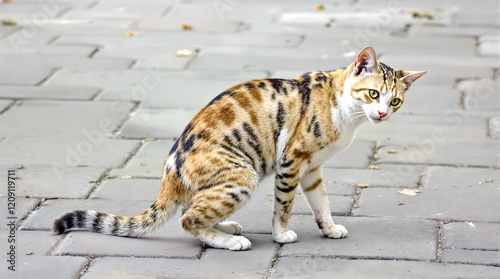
(378, 111), (387, 119)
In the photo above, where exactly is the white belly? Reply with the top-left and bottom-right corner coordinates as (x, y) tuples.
(309, 129), (355, 169)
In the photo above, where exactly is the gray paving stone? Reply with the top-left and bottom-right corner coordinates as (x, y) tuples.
(111, 140), (175, 178)
(119, 108), (197, 139)
(380, 53), (500, 69)
(397, 85), (462, 114)
(0, 197), (39, 229)
(479, 36), (500, 56)
(271, 258), (500, 279)
(95, 45), (195, 70)
(0, 230), (61, 257)
(409, 25), (500, 38)
(322, 165), (423, 191)
(355, 167), (500, 221)
(281, 216), (438, 261)
(490, 116), (500, 139)
(459, 80), (500, 111)
(56, 32), (302, 48)
(375, 139), (500, 167)
(20, 199), (152, 231)
(0, 256), (88, 279)
(82, 234), (278, 279)
(91, 178), (161, 201)
(323, 139), (375, 169)
(136, 18), (242, 33)
(0, 137), (139, 168)
(0, 100), (134, 137)
(62, 2), (170, 18)
(0, 53), (134, 85)
(442, 249), (500, 266)
(0, 25), (19, 39)
(0, 85), (99, 100)
(53, 229), (202, 259)
(0, 165), (105, 199)
(357, 113), (488, 142)
(0, 44), (97, 56)
(443, 222), (500, 250)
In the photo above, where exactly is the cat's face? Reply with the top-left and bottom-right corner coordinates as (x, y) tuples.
(343, 46), (426, 124)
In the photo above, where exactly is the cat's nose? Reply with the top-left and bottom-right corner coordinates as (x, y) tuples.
(378, 111), (387, 119)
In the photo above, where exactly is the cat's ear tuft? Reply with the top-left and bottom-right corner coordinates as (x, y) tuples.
(353, 46), (378, 77)
(401, 70), (427, 90)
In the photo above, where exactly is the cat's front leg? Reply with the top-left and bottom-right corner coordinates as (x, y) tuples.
(300, 166), (348, 239)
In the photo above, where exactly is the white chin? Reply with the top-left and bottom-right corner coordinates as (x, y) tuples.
(367, 116), (382, 124)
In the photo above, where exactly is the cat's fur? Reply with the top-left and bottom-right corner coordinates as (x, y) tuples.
(54, 46), (426, 250)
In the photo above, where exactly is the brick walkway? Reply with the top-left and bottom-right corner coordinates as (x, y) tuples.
(0, 0), (499, 278)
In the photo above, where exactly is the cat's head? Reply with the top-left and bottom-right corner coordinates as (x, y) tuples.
(343, 46), (426, 124)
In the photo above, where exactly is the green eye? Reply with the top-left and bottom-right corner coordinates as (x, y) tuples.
(368, 89), (379, 99)
(391, 98), (401, 106)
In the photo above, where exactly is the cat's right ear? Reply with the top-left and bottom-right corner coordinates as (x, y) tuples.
(353, 46), (378, 77)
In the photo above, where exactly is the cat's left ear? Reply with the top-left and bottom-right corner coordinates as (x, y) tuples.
(353, 46), (378, 77)
(401, 70), (427, 90)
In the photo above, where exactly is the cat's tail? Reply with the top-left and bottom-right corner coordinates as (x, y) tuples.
(53, 201), (178, 237)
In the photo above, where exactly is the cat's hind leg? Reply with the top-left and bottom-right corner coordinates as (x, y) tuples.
(300, 166), (347, 238)
(180, 180), (256, 251)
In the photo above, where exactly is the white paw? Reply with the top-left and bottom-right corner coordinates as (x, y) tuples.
(323, 224), (348, 239)
(274, 230), (298, 244)
(227, 235), (252, 251)
(214, 221), (243, 235)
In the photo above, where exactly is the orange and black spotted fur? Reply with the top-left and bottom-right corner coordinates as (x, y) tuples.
(54, 47), (426, 250)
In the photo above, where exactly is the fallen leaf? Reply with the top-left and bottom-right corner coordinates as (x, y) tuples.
(176, 49), (192, 57)
(368, 165), (380, 170)
(124, 31), (137, 37)
(143, 138), (156, 142)
(24, 195), (30, 198)
(398, 202), (405, 206)
(120, 175), (133, 179)
(182, 23), (193, 30)
(26, 251), (33, 255)
(314, 4), (324, 10)
(466, 221), (476, 228)
(2, 19), (17, 26)
(76, 164), (88, 168)
(357, 183), (369, 188)
(340, 39), (352, 45)
(397, 189), (420, 196)
(3, 0), (13, 3)
(387, 150), (398, 154)
(17, 165), (25, 170)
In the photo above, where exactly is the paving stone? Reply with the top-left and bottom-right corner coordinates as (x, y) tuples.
(0, 165), (105, 199)
(0, 137), (139, 168)
(271, 258), (500, 279)
(111, 140), (174, 178)
(20, 199), (152, 231)
(0, 26), (20, 39)
(379, 53), (500, 70)
(0, 230), (61, 257)
(322, 165), (423, 192)
(280, 216), (438, 261)
(53, 229), (202, 259)
(56, 32), (302, 48)
(355, 167), (500, 221)
(409, 25), (500, 38)
(83, 234), (277, 279)
(0, 85), (99, 100)
(442, 249), (500, 266)
(0, 53), (134, 85)
(136, 19), (242, 33)
(191, 52), (346, 72)
(490, 116), (500, 139)
(375, 139), (500, 167)
(357, 113), (488, 142)
(479, 36), (500, 56)
(62, 2), (170, 18)
(0, 197), (39, 229)
(0, 44), (97, 56)
(443, 222), (500, 250)
(396, 85), (462, 114)
(119, 108), (197, 139)
(95, 45), (195, 70)
(91, 178), (161, 201)
(0, 256), (88, 279)
(323, 139), (375, 169)
(459, 80), (500, 111)
(0, 100), (134, 137)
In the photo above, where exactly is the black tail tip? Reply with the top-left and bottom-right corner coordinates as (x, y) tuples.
(53, 211), (78, 234)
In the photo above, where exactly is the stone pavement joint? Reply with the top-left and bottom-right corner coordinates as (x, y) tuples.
(0, 0), (498, 278)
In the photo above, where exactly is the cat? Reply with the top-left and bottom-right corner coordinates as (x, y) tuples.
(54, 46), (426, 251)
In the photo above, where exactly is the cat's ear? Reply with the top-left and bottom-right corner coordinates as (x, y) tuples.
(353, 46), (378, 77)
(401, 70), (427, 90)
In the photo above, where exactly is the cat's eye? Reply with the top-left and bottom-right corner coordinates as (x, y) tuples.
(390, 98), (401, 106)
(368, 89), (379, 99)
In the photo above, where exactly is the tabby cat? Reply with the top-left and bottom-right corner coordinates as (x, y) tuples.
(54, 46), (426, 250)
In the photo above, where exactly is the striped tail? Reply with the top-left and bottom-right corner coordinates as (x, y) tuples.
(53, 201), (177, 237)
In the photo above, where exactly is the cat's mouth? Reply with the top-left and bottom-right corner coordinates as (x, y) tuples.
(366, 114), (385, 124)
